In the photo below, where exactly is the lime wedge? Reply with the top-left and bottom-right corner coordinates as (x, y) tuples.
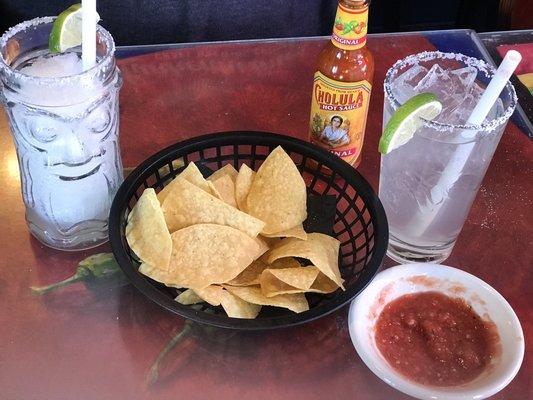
(378, 93), (442, 154)
(49, 3), (101, 53)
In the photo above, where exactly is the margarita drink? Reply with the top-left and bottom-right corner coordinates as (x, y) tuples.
(0, 17), (123, 250)
(379, 52), (517, 263)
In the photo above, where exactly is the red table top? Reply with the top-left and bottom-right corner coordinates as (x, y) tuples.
(0, 34), (531, 400)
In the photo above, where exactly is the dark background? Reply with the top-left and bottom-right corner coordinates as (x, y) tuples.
(1, 0), (531, 46)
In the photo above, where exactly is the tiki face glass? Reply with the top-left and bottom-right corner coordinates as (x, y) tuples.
(0, 17), (123, 250)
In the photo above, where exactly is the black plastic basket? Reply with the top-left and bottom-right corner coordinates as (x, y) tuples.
(109, 131), (388, 330)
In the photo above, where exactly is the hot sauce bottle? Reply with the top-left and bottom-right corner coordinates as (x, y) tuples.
(309, 0), (374, 168)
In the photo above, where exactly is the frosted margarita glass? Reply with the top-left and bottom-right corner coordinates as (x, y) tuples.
(379, 51), (517, 263)
(0, 17), (123, 250)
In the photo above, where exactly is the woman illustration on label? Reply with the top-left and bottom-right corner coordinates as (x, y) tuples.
(319, 115), (350, 148)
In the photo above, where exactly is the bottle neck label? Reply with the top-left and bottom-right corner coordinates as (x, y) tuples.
(331, 3), (369, 50)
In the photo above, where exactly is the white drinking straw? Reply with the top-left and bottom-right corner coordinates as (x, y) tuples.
(407, 50), (522, 239)
(81, 0), (97, 70)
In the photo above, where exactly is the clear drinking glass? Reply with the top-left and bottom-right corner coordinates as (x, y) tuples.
(380, 51), (517, 263)
(0, 17), (123, 250)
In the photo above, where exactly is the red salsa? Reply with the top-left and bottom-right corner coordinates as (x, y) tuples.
(375, 291), (499, 386)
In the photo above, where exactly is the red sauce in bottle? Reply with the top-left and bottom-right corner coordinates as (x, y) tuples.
(375, 291), (500, 386)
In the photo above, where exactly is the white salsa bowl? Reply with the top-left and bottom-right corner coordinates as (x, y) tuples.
(348, 263), (524, 400)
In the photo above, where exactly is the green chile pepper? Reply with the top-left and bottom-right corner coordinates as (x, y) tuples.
(31, 253), (129, 295)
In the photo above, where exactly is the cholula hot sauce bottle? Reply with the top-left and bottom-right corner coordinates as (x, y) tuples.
(309, 0), (374, 168)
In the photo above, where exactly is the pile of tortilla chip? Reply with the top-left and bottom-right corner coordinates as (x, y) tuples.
(125, 146), (344, 319)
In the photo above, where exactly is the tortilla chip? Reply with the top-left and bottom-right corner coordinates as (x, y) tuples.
(258, 235), (282, 248)
(261, 224), (307, 240)
(261, 268), (338, 296)
(207, 164), (238, 183)
(209, 174), (237, 207)
(308, 272), (339, 294)
(175, 289), (203, 305)
(192, 285), (226, 306)
(224, 285), (309, 313)
(175, 285), (224, 307)
(220, 290), (262, 319)
(272, 257), (302, 269)
(235, 164), (255, 211)
(138, 262), (183, 288)
(266, 233), (344, 289)
(227, 259), (267, 286)
(225, 237), (271, 283)
(246, 146), (307, 235)
(253, 235), (271, 255)
(158, 162), (216, 203)
(168, 224), (268, 289)
(126, 189), (172, 269)
(162, 178), (265, 236)
(260, 266), (320, 297)
(176, 286), (261, 318)
(206, 181), (223, 199)
(228, 256), (301, 286)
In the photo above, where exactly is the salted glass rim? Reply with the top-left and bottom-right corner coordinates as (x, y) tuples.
(0, 16), (115, 84)
(383, 51), (517, 133)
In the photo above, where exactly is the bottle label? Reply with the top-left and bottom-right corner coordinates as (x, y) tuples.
(331, 3), (369, 50)
(309, 72), (371, 166)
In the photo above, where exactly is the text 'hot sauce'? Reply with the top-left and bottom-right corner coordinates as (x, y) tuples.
(309, 0), (374, 168)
